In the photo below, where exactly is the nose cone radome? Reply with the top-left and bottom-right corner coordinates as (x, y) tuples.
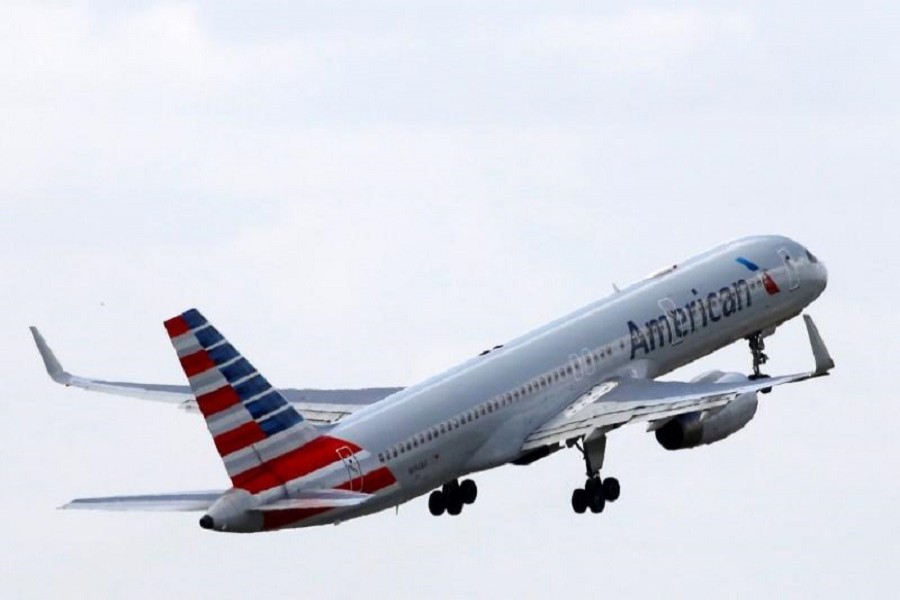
(809, 260), (828, 297)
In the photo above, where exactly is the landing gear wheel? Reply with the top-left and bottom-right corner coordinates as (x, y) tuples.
(588, 489), (606, 514)
(460, 479), (477, 505)
(602, 477), (620, 502)
(446, 495), (463, 516)
(428, 491), (446, 516)
(571, 488), (588, 514)
(585, 477), (601, 495)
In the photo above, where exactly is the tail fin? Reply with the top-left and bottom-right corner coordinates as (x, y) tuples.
(163, 309), (320, 489)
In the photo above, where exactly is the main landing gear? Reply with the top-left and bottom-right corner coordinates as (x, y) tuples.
(746, 331), (773, 393)
(570, 430), (621, 515)
(571, 476), (620, 514)
(428, 479), (477, 517)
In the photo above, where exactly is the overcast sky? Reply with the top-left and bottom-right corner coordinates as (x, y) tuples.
(2, 1), (898, 598)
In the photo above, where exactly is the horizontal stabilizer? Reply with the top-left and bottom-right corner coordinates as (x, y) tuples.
(257, 489), (372, 512)
(62, 491), (224, 512)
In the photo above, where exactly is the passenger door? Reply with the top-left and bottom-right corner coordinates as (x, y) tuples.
(778, 248), (800, 291)
(336, 446), (364, 492)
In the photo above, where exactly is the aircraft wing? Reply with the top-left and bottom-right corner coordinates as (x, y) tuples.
(62, 491), (224, 512)
(30, 327), (402, 425)
(255, 489), (373, 511)
(62, 489), (372, 512)
(522, 315), (834, 451)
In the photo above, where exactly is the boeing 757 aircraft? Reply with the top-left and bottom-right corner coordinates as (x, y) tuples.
(32, 235), (833, 533)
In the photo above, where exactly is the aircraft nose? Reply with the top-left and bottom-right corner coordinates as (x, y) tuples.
(811, 259), (828, 293)
(803, 248), (827, 293)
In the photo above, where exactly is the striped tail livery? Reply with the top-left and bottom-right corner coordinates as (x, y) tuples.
(164, 309), (321, 490)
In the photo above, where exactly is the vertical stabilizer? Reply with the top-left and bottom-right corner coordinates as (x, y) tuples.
(163, 309), (320, 490)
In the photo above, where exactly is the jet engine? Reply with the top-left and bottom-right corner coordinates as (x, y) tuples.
(654, 371), (759, 451)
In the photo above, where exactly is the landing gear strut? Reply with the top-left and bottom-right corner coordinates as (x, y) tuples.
(570, 430), (620, 515)
(747, 331), (769, 378)
(746, 331), (773, 393)
(428, 479), (477, 517)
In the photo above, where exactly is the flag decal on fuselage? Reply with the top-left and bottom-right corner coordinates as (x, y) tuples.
(736, 256), (780, 295)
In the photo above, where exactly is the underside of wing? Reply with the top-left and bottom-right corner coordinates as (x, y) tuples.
(522, 375), (792, 450)
(30, 327), (402, 424)
(523, 315), (834, 451)
(62, 491), (225, 512)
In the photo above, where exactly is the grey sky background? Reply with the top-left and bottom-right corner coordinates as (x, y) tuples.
(2, 1), (898, 597)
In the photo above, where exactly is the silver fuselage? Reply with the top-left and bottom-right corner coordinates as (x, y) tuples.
(289, 235), (827, 527)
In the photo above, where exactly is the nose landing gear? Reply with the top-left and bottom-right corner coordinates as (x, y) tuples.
(747, 331), (769, 378)
(746, 331), (773, 393)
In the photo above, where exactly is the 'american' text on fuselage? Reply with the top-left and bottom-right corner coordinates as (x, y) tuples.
(628, 279), (753, 359)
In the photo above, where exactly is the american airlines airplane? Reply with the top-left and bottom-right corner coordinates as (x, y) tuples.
(32, 235), (833, 533)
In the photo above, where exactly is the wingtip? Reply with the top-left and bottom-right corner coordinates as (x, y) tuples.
(803, 314), (835, 375)
(30, 326), (70, 383)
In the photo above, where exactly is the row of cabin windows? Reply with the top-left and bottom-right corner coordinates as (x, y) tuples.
(377, 341), (624, 463)
(378, 277), (767, 462)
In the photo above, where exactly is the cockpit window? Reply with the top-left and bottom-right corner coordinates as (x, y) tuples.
(806, 250), (819, 263)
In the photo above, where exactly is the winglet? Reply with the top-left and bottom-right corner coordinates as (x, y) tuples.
(29, 326), (72, 385)
(803, 315), (835, 376)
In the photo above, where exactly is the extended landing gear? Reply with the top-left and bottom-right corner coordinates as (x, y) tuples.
(428, 479), (477, 517)
(570, 430), (621, 515)
(747, 331), (769, 378)
(746, 331), (773, 393)
(571, 476), (620, 514)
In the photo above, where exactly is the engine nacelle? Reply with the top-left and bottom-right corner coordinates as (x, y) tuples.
(654, 371), (759, 451)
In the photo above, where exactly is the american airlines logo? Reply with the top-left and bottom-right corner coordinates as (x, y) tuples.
(627, 257), (778, 360)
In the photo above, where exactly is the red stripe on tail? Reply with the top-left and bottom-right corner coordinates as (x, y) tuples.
(164, 316), (190, 338)
(214, 421), (267, 456)
(232, 436), (362, 494)
(337, 466), (397, 494)
(179, 350), (217, 378)
(263, 466), (398, 530)
(195, 386), (242, 417)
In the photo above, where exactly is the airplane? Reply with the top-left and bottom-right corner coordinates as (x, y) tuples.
(31, 235), (833, 533)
